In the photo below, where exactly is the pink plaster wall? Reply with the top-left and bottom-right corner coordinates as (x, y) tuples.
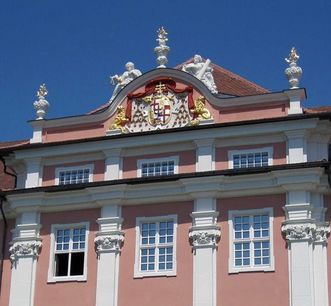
(33, 209), (99, 306)
(215, 142), (286, 170)
(217, 194), (289, 306)
(43, 123), (106, 143)
(324, 195), (331, 304)
(118, 201), (193, 306)
(122, 151), (196, 179)
(0, 219), (14, 306)
(42, 160), (105, 186)
(218, 102), (288, 123)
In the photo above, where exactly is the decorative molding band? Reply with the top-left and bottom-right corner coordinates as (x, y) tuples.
(9, 240), (42, 263)
(94, 232), (124, 254)
(189, 228), (220, 248)
(282, 223), (330, 243)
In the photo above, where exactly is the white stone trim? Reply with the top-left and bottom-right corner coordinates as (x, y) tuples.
(134, 214), (177, 278)
(228, 147), (273, 169)
(228, 207), (275, 273)
(47, 222), (89, 283)
(5, 167), (328, 214)
(54, 164), (94, 185)
(137, 156), (179, 177)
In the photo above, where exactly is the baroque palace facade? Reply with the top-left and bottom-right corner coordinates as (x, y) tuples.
(0, 29), (330, 306)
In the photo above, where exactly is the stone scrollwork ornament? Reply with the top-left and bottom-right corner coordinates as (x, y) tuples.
(314, 225), (330, 244)
(189, 229), (221, 248)
(285, 47), (303, 89)
(182, 55), (218, 94)
(9, 241), (42, 264)
(33, 83), (50, 120)
(94, 233), (124, 254)
(282, 223), (315, 241)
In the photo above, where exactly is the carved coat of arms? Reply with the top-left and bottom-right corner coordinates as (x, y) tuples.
(110, 79), (213, 133)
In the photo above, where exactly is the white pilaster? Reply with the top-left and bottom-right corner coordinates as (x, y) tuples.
(284, 89), (305, 115)
(282, 191), (330, 306)
(285, 130), (307, 164)
(311, 193), (330, 306)
(103, 149), (122, 180)
(9, 212), (41, 306)
(194, 139), (215, 172)
(30, 121), (44, 144)
(189, 197), (220, 306)
(95, 205), (124, 306)
(24, 158), (42, 188)
(307, 134), (329, 162)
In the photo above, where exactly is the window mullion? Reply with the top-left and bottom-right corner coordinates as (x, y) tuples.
(250, 216), (254, 268)
(67, 229), (73, 276)
(155, 222), (159, 272)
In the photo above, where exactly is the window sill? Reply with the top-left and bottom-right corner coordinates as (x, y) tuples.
(134, 270), (176, 279)
(229, 265), (274, 274)
(47, 275), (87, 283)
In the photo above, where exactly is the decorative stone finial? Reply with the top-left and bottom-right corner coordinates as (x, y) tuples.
(285, 47), (302, 89)
(154, 26), (170, 68)
(33, 84), (50, 120)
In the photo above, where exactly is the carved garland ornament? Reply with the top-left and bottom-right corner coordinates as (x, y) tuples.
(189, 229), (221, 247)
(9, 241), (42, 263)
(94, 233), (124, 253)
(282, 223), (330, 243)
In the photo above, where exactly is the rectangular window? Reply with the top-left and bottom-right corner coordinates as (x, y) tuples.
(48, 223), (89, 282)
(135, 215), (177, 278)
(228, 147), (273, 169)
(55, 165), (93, 185)
(228, 208), (274, 273)
(137, 156), (178, 178)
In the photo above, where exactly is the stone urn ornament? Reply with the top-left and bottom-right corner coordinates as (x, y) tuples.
(33, 84), (50, 120)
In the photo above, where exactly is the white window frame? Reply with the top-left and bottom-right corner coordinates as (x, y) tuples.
(228, 208), (274, 273)
(134, 215), (177, 278)
(55, 164), (94, 185)
(137, 156), (179, 178)
(47, 222), (89, 283)
(228, 147), (273, 169)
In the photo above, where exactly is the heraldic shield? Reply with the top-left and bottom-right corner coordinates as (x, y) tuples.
(111, 78), (212, 133)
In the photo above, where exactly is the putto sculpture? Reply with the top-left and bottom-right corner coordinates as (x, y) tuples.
(154, 26), (170, 68)
(33, 83), (50, 120)
(182, 55), (217, 94)
(110, 62), (142, 101)
(285, 47), (302, 89)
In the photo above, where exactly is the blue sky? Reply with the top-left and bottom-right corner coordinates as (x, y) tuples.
(0, 0), (330, 141)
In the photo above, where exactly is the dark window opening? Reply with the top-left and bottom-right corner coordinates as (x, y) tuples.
(55, 253), (69, 276)
(70, 252), (85, 276)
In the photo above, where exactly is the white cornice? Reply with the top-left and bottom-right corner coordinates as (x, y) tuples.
(4, 167), (328, 215)
(28, 69), (295, 130)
